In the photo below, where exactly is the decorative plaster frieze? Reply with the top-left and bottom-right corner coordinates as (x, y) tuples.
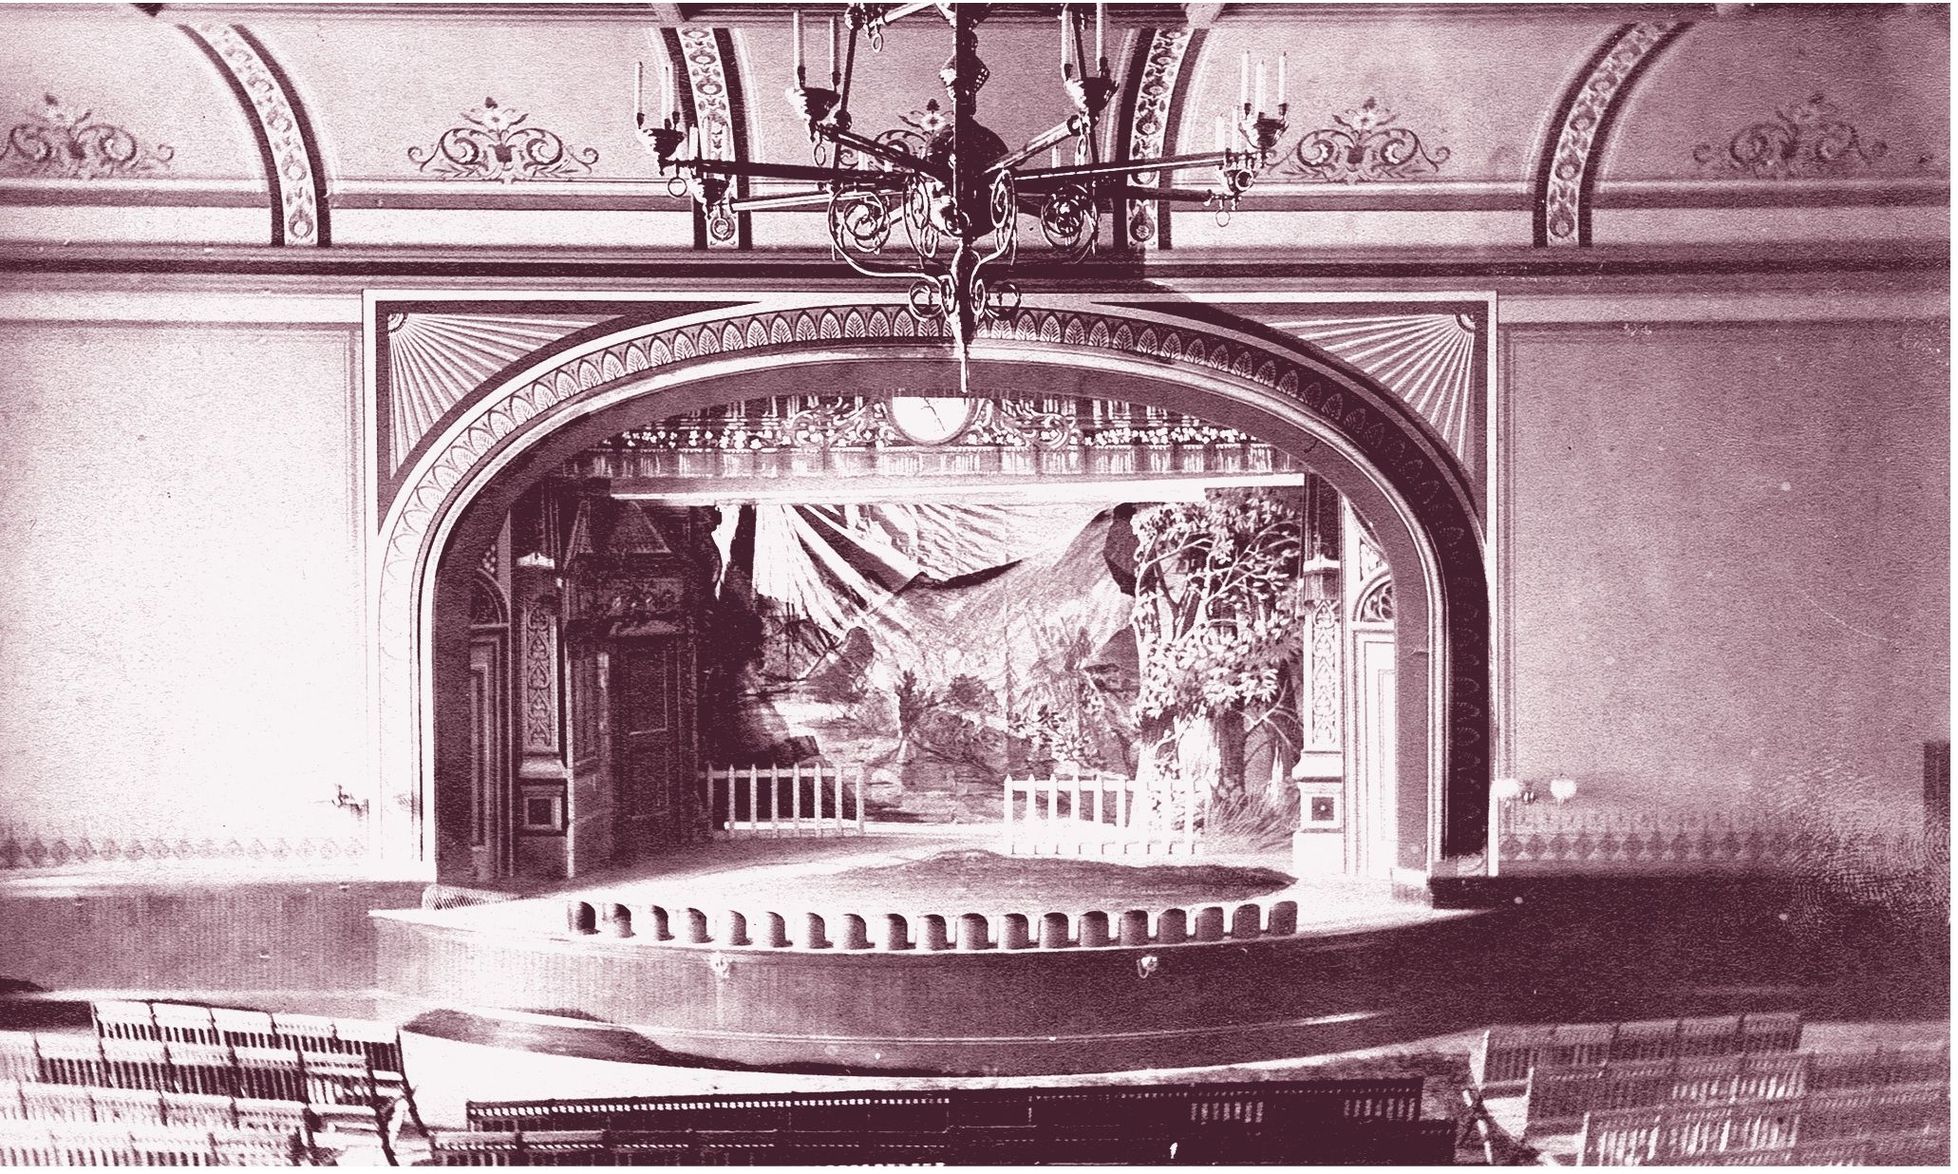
(1539, 21), (1687, 247)
(0, 830), (365, 869)
(675, 27), (741, 246)
(183, 25), (325, 246)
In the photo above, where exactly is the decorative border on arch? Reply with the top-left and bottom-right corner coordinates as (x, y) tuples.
(180, 24), (327, 246)
(1535, 21), (1688, 247)
(672, 26), (744, 248)
(1125, 27), (1197, 247)
(381, 304), (1483, 597)
(377, 301), (1492, 863)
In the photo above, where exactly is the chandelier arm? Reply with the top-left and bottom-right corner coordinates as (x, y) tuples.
(988, 119), (1080, 176)
(830, 242), (933, 285)
(1113, 185), (1229, 204)
(978, 172), (1017, 270)
(870, 0), (940, 33)
(824, 126), (950, 182)
(730, 189), (841, 213)
(826, 190), (936, 284)
(686, 158), (890, 185)
(1017, 152), (1240, 183)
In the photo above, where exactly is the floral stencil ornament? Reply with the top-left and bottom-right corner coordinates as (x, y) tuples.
(1281, 98), (1449, 183)
(0, 94), (174, 178)
(408, 97), (597, 182)
(1694, 94), (1888, 180)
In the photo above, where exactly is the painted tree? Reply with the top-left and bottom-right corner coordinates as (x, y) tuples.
(1130, 487), (1309, 801)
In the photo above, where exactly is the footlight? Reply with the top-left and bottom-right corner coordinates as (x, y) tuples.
(1549, 777), (1578, 804)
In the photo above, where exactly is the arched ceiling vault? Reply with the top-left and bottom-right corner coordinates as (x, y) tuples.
(0, 3), (1944, 254)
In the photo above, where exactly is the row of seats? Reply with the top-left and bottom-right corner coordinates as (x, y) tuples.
(1664, 1129), (1952, 1167)
(429, 1120), (1462, 1166)
(466, 1077), (1427, 1134)
(0, 1000), (422, 1166)
(1, 1035), (402, 1118)
(1476, 1013), (1948, 1166)
(1574, 1081), (1949, 1166)
(1474, 1013), (1805, 1093)
(0, 1118), (316, 1167)
(93, 1001), (406, 1078)
(1523, 1045), (1949, 1136)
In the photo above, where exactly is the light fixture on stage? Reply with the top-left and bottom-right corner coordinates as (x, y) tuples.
(1549, 777), (1578, 804)
(637, 3), (1288, 391)
(1299, 478), (1339, 602)
(1299, 545), (1339, 602)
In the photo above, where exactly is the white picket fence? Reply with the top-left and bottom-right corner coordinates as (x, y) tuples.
(1000, 773), (1205, 856)
(703, 763), (864, 838)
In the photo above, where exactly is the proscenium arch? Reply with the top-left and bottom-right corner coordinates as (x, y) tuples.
(382, 301), (1489, 880)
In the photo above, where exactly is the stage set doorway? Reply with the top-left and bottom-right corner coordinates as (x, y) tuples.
(374, 299), (1490, 887)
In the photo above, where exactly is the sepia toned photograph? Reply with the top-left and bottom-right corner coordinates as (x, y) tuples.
(0, 0), (1947, 1165)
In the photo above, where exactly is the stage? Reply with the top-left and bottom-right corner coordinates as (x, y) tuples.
(374, 828), (1493, 1076)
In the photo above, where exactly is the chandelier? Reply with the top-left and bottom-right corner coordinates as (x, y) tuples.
(637, 2), (1289, 389)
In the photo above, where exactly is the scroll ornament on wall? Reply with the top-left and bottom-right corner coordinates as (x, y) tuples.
(1279, 98), (1449, 182)
(408, 97), (598, 182)
(1693, 94), (1888, 180)
(0, 94), (174, 178)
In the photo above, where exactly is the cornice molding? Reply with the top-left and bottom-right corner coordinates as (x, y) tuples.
(0, 241), (1940, 283)
(2, 175), (1940, 215)
(3, 285), (1942, 332)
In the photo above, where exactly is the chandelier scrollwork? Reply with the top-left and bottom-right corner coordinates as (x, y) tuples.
(637, 3), (1288, 388)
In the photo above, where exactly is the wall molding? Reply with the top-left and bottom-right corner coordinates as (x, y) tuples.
(0, 280), (1940, 329)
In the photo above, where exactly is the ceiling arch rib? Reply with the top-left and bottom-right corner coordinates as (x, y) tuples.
(1533, 20), (1691, 248)
(178, 23), (330, 246)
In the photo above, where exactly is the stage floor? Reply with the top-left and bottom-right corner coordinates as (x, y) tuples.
(415, 825), (1451, 938)
(374, 829), (1492, 1074)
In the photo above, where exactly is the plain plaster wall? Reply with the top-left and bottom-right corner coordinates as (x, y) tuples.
(1506, 319), (1949, 822)
(0, 321), (370, 848)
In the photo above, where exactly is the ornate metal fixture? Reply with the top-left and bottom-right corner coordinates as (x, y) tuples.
(636, 3), (1287, 389)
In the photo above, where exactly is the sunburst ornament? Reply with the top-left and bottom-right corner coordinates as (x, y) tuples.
(385, 313), (610, 466)
(1279, 312), (1479, 462)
